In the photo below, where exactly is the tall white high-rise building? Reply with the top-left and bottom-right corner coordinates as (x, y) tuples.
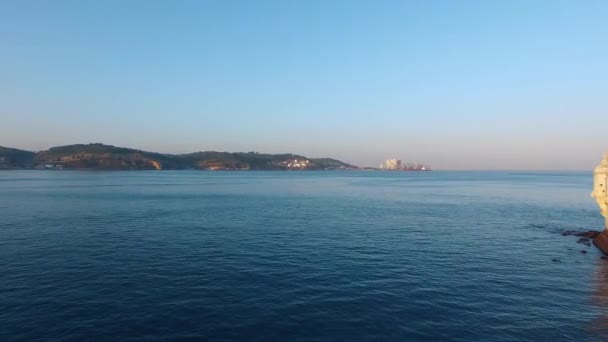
(385, 159), (402, 170)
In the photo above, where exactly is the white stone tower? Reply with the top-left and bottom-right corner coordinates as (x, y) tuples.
(592, 153), (608, 230)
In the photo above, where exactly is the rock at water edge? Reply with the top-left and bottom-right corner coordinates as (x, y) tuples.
(593, 230), (608, 255)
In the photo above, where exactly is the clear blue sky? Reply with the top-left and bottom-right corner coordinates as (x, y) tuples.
(1, 0), (607, 169)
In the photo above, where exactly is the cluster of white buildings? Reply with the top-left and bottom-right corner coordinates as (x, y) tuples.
(381, 159), (402, 170)
(286, 159), (310, 169)
(379, 158), (429, 171)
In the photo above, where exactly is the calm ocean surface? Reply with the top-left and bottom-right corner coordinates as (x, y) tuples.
(1, 170), (608, 341)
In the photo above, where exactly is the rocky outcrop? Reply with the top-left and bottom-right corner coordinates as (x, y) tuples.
(562, 230), (600, 238)
(561, 229), (608, 254)
(564, 229), (608, 255)
(594, 230), (608, 255)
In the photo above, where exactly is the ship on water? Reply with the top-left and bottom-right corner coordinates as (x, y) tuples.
(379, 158), (431, 171)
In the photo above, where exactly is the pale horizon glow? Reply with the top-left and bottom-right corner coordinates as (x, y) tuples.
(1, 1), (607, 170)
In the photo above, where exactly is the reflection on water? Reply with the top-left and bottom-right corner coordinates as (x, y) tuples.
(591, 256), (608, 337)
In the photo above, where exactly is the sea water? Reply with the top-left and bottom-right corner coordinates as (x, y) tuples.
(1, 170), (607, 341)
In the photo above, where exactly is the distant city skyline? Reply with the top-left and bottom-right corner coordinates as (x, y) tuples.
(1, 1), (607, 170)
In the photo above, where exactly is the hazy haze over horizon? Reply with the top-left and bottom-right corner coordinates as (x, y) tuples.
(1, 1), (607, 170)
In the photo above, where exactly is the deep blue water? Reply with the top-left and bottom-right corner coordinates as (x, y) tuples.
(2, 170), (608, 341)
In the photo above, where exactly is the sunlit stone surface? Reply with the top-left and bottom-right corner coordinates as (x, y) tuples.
(592, 153), (608, 254)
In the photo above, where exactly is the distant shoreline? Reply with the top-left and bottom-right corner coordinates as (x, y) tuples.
(0, 143), (358, 171)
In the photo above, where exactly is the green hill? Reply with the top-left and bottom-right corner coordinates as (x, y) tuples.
(0, 146), (36, 169)
(34, 143), (176, 170)
(0, 143), (358, 171)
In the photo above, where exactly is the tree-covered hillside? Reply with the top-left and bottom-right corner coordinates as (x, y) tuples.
(0, 146), (36, 169)
(0, 143), (358, 170)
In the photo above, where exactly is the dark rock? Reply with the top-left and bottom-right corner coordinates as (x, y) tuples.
(601, 256), (608, 260)
(562, 230), (601, 238)
(579, 231), (601, 238)
(594, 230), (608, 255)
(577, 237), (593, 247)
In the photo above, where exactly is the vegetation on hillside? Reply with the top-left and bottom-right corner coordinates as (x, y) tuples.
(0, 146), (36, 169)
(0, 143), (357, 170)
